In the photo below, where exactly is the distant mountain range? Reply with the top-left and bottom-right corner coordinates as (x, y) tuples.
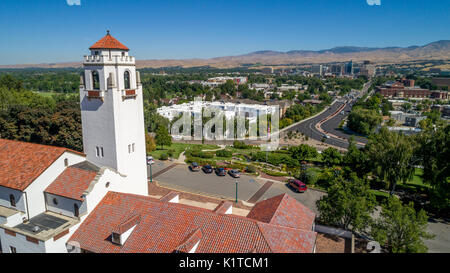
(1, 40), (449, 69)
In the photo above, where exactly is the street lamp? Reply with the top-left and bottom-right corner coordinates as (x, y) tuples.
(149, 163), (153, 183)
(235, 180), (238, 203)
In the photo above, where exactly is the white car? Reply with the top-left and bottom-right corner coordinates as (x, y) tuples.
(147, 156), (155, 165)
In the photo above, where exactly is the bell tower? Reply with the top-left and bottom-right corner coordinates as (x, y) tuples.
(79, 31), (147, 195)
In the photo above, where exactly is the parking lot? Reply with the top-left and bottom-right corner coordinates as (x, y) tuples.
(148, 160), (325, 213)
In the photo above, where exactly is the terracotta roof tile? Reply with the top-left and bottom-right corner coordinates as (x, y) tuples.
(0, 139), (84, 191)
(246, 194), (316, 231)
(45, 165), (98, 201)
(69, 192), (317, 253)
(89, 32), (129, 51)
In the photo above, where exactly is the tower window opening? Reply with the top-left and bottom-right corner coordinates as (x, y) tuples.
(124, 71), (131, 90)
(92, 70), (100, 90)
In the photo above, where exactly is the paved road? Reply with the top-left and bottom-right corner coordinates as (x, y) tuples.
(285, 82), (371, 149)
(424, 218), (450, 253)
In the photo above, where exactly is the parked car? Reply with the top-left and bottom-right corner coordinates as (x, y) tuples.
(146, 156), (154, 165)
(288, 179), (307, 193)
(202, 164), (213, 173)
(215, 167), (227, 176)
(228, 169), (240, 178)
(189, 162), (200, 172)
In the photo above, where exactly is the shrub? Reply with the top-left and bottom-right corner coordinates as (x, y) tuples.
(159, 153), (169, 160)
(167, 149), (175, 157)
(216, 149), (233, 158)
(233, 141), (252, 149)
(303, 168), (320, 185)
(245, 165), (257, 173)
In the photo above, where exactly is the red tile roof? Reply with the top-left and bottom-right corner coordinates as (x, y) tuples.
(89, 32), (129, 51)
(69, 192), (317, 253)
(0, 139), (84, 191)
(246, 194), (316, 231)
(45, 165), (98, 201)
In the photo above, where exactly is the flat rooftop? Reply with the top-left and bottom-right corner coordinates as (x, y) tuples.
(0, 205), (20, 218)
(3, 211), (79, 241)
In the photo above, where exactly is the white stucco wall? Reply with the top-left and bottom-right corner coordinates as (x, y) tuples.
(45, 193), (85, 218)
(81, 53), (148, 196)
(0, 228), (45, 253)
(23, 152), (85, 219)
(0, 186), (26, 213)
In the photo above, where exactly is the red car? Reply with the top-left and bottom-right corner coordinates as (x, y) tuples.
(288, 179), (307, 193)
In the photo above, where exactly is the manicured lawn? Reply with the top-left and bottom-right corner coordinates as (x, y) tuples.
(407, 168), (428, 187)
(148, 143), (219, 159)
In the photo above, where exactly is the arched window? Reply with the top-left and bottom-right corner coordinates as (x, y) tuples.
(74, 204), (79, 217)
(124, 71), (131, 90)
(92, 70), (100, 90)
(9, 194), (16, 207)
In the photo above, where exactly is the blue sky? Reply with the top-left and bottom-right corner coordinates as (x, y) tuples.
(0, 0), (449, 65)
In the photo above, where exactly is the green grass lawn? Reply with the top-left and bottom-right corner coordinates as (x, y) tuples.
(397, 168), (430, 193)
(148, 143), (219, 160)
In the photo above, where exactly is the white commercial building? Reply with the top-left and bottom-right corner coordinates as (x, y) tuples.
(157, 100), (278, 123)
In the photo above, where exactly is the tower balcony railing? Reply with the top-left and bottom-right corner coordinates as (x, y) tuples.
(121, 89), (137, 100)
(83, 55), (135, 65)
(85, 90), (105, 100)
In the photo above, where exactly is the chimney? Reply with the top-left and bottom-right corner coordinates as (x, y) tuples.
(111, 214), (140, 246)
(175, 229), (203, 253)
(159, 191), (179, 203)
(213, 201), (233, 215)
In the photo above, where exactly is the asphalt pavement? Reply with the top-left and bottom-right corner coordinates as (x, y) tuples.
(284, 83), (371, 149)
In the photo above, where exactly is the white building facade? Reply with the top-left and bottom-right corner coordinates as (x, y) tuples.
(0, 32), (148, 253)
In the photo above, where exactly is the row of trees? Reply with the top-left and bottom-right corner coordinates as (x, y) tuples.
(311, 122), (449, 252)
(0, 75), (83, 151)
(317, 170), (434, 253)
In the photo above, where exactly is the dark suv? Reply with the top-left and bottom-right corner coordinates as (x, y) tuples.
(215, 167), (227, 176)
(202, 164), (213, 173)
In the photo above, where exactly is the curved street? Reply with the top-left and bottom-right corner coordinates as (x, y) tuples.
(284, 82), (371, 149)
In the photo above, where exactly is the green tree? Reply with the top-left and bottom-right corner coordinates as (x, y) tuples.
(416, 125), (450, 211)
(370, 197), (434, 253)
(348, 108), (382, 136)
(145, 133), (156, 154)
(321, 147), (342, 166)
(317, 173), (376, 232)
(289, 144), (318, 162)
(365, 127), (415, 194)
(343, 137), (369, 177)
(155, 126), (172, 149)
